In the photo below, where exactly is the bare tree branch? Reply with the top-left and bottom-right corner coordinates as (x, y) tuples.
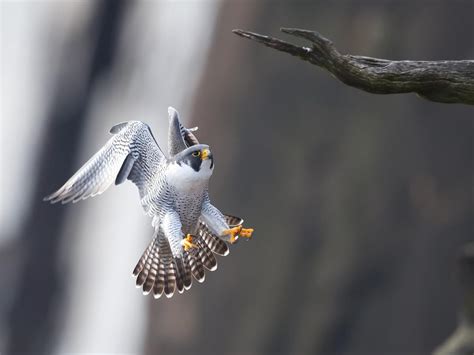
(233, 28), (474, 105)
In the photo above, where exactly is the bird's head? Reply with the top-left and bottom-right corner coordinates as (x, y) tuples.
(173, 144), (214, 175)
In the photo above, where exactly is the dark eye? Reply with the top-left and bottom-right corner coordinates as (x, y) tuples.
(192, 151), (201, 157)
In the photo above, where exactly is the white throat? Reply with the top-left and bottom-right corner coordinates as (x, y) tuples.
(166, 161), (213, 193)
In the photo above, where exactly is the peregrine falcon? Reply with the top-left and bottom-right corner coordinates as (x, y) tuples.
(44, 107), (254, 298)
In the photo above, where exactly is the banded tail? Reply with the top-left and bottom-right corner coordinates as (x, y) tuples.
(133, 213), (244, 299)
(133, 235), (225, 298)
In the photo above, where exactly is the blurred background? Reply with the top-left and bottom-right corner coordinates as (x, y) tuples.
(1, 0), (473, 354)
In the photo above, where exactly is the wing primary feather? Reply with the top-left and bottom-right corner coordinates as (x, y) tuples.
(44, 121), (165, 204)
(184, 130), (199, 147)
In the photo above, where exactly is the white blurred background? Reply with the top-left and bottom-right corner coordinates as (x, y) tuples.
(2, 1), (219, 353)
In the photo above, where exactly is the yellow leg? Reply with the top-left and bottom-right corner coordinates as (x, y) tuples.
(182, 234), (198, 251)
(223, 226), (242, 244)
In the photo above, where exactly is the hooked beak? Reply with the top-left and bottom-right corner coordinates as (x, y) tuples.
(201, 148), (211, 160)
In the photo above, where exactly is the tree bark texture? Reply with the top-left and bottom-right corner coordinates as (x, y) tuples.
(233, 28), (474, 105)
(162, 2), (473, 355)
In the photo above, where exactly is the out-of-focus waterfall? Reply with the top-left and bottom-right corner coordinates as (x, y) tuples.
(2, 1), (219, 353)
(0, 2), (70, 243)
(53, 2), (220, 353)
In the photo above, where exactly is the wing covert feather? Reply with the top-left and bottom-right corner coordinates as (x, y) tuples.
(44, 121), (165, 204)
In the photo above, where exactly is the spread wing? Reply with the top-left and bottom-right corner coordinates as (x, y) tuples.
(44, 121), (166, 204)
(167, 106), (199, 157)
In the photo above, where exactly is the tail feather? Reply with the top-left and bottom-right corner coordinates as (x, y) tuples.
(133, 236), (156, 276)
(196, 237), (217, 271)
(186, 252), (205, 283)
(164, 260), (177, 298)
(134, 224), (238, 299)
(174, 257), (185, 294)
(224, 214), (244, 227)
(143, 242), (161, 294)
(135, 238), (159, 287)
(153, 259), (166, 298)
(152, 238), (170, 299)
(199, 223), (229, 256)
(143, 259), (157, 294)
(182, 252), (193, 290)
(158, 237), (176, 298)
(133, 234), (178, 299)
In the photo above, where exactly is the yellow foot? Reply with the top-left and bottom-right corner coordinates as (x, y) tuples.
(223, 226), (242, 244)
(182, 234), (198, 251)
(240, 228), (254, 239)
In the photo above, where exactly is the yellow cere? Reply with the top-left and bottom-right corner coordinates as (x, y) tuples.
(201, 149), (210, 160)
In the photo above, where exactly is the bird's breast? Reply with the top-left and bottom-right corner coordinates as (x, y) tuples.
(173, 192), (205, 233)
(165, 162), (209, 233)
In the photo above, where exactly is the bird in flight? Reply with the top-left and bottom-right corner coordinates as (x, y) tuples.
(44, 107), (254, 298)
